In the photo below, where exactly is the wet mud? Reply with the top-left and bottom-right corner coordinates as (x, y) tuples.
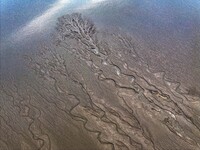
(1, 13), (200, 150)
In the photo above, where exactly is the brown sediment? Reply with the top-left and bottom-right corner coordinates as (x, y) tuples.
(1, 13), (200, 150)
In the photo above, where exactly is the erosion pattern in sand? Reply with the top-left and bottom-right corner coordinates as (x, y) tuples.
(1, 13), (200, 150)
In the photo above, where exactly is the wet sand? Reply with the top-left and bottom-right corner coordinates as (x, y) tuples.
(1, 13), (200, 150)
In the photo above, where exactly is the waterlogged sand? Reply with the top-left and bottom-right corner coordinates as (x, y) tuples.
(1, 13), (200, 150)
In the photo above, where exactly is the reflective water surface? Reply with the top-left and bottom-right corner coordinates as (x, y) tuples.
(1, 0), (200, 150)
(1, 0), (200, 88)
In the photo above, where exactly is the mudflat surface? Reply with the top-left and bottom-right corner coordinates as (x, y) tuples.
(1, 0), (200, 150)
(1, 13), (200, 150)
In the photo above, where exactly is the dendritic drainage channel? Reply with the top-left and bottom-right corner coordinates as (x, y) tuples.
(1, 13), (200, 150)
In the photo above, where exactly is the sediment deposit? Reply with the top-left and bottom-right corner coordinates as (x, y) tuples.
(1, 13), (200, 150)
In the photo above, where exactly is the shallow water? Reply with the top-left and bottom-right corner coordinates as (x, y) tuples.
(1, 1), (200, 149)
(1, 0), (200, 88)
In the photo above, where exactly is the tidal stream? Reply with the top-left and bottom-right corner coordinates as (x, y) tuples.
(1, 1), (200, 150)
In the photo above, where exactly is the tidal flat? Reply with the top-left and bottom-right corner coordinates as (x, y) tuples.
(1, 0), (200, 149)
(1, 13), (200, 150)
